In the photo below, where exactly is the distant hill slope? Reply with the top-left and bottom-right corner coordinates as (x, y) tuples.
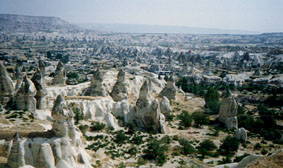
(0, 14), (80, 33)
(81, 23), (259, 34)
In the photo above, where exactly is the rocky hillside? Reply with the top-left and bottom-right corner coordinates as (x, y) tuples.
(0, 14), (80, 32)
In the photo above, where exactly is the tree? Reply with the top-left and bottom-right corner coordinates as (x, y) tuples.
(178, 111), (193, 128)
(219, 136), (240, 155)
(179, 138), (196, 155)
(143, 139), (168, 166)
(204, 87), (220, 114)
(197, 139), (217, 157)
(192, 112), (209, 127)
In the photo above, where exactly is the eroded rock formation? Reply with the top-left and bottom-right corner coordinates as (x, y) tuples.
(14, 76), (37, 113)
(32, 68), (47, 109)
(0, 62), (14, 104)
(110, 69), (128, 101)
(83, 69), (108, 96)
(159, 75), (177, 100)
(235, 127), (248, 142)
(52, 61), (66, 86)
(160, 96), (172, 117)
(7, 95), (92, 168)
(218, 90), (238, 129)
(134, 80), (166, 133)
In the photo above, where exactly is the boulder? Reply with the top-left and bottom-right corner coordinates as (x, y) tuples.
(235, 127), (248, 142)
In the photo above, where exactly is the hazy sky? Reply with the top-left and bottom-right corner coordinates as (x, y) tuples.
(0, 0), (282, 32)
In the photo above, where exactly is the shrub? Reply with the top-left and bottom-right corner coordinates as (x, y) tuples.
(178, 111), (193, 128)
(178, 138), (196, 155)
(254, 143), (261, 150)
(204, 87), (220, 114)
(72, 106), (83, 125)
(197, 139), (217, 157)
(90, 122), (106, 132)
(143, 138), (168, 166)
(114, 130), (129, 144)
(130, 134), (144, 145)
(192, 112), (209, 127)
(160, 135), (171, 144)
(219, 136), (240, 155)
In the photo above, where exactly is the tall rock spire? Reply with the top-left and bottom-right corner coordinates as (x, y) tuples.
(0, 62), (15, 104)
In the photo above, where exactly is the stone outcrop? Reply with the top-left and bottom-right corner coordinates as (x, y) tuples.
(0, 62), (14, 104)
(159, 75), (177, 100)
(7, 95), (92, 168)
(32, 68), (47, 109)
(235, 127), (248, 142)
(83, 69), (108, 96)
(134, 80), (166, 133)
(52, 61), (66, 86)
(160, 96), (172, 117)
(218, 90), (238, 129)
(110, 69), (128, 101)
(14, 76), (37, 113)
(38, 60), (46, 76)
(14, 64), (24, 91)
(67, 97), (122, 130)
(52, 95), (76, 139)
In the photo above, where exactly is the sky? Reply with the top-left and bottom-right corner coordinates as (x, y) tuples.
(0, 0), (282, 32)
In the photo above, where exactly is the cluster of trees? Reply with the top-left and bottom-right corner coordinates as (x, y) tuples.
(238, 104), (282, 143)
(178, 110), (210, 129)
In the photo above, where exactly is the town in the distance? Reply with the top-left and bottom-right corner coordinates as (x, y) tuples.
(0, 14), (282, 168)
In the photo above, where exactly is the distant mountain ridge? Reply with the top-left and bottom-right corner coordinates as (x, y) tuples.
(0, 14), (80, 33)
(80, 23), (259, 34)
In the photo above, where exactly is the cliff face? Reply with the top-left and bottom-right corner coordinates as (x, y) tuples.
(0, 14), (80, 33)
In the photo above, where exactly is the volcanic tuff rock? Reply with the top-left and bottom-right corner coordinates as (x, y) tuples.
(14, 76), (37, 113)
(235, 127), (248, 142)
(7, 95), (92, 168)
(52, 61), (66, 86)
(134, 80), (166, 133)
(38, 60), (46, 76)
(0, 62), (14, 104)
(83, 69), (109, 96)
(32, 68), (47, 109)
(159, 75), (177, 100)
(110, 69), (128, 101)
(218, 91), (238, 129)
(160, 96), (172, 117)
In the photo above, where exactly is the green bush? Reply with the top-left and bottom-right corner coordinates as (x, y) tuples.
(143, 138), (168, 166)
(130, 134), (144, 145)
(114, 130), (129, 144)
(178, 111), (193, 128)
(204, 87), (220, 114)
(197, 139), (217, 157)
(90, 122), (106, 131)
(72, 106), (83, 125)
(178, 138), (196, 155)
(219, 136), (240, 155)
(192, 112), (209, 127)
